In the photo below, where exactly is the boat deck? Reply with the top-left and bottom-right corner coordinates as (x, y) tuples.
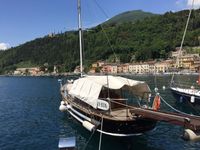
(110, 108), (134, 120)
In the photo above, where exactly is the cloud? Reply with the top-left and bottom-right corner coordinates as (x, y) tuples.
(0, 43), (10, 50)
(187, 0), (200, 8)
(176, 0), (183, 5)
(175, 0), (187, 9)
(176, 0), (200, 9)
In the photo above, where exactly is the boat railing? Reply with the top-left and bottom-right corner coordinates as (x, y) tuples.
(108, 98), (128, 101)
(173, 82), (200, 89)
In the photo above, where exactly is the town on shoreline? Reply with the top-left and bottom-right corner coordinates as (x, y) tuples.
(9, 47), (200, 76)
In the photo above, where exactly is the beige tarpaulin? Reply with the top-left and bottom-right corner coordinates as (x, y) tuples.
(69, 75), (151, 108)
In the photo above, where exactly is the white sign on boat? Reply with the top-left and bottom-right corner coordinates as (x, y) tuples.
(97, 99), (109, 110)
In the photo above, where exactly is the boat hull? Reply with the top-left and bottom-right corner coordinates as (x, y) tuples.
(96, 117), (157, 136)
(61, 96), (157, 136)
(170, 88), (200, 104)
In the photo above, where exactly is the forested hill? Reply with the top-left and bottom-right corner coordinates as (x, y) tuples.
(104, 10), (157, 25)
(0, 9), (200, 73)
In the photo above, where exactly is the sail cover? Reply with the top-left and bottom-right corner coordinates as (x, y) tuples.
(69, 75), (151, 108)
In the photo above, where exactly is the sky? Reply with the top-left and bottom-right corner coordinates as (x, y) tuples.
(0, 0), (200, 50)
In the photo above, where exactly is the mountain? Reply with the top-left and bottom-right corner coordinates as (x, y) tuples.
(104, 10), (158, 25)
(0, 9), (200, 74)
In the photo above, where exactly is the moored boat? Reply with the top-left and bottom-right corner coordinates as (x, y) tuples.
(170, 86), (200, 104)
(60, 75), (157, 136)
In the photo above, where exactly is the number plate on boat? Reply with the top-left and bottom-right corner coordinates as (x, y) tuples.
(97, 100), (109, 110)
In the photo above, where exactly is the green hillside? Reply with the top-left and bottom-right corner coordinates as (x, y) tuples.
(0, 9), (200, 74)
(104, 10), (158, 25)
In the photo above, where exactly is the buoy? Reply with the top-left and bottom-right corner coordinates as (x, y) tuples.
(162, 86), (166, 91)
(190, 96), (195, 103)
(183, 129), (200, 141)
(82, 121), (95, 132)
(59, 104), (68, 112)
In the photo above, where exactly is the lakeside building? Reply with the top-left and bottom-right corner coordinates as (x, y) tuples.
(170, 47), (187, 58)
(117, 65), (123, 73)
(177, 54), (200, 71)
(122, 64), (129, 73)
(155, 61), (171, 73)
(128, 63), (150, 74)
(91, 57), (199, 74)
(170, 47), (200, 71)
(14, 67), (42, 76)
(194, 60), (200, 72)
(96, 61), (172, 74)
(148, 61), (156, 74)
(92, 61), (105, 68)
(74, 66), (85, 73)
(101, 64), (118, 74)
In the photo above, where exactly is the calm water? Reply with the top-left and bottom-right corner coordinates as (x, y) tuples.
(0, 75), (200, 150)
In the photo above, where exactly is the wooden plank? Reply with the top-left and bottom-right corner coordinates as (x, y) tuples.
(130, 108), (200, 131)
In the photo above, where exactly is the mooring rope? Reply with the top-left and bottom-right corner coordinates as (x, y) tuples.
(98, 116), (104, 150)
(159, 95), (200, 117)
(82, 130), (96, 150)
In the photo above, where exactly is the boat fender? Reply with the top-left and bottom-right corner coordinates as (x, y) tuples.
(66, 84), (73, 92)
(67, 79), (74, 83)
(154, 87), (158, 93)
(190, 96), (195, 103)
(183, 129), (200, 141)
(179, 96), (183, 103)
(82, 121), (95, 132)
(152, 94), (161, 111)
(61, 101), (65, 105)
(59, 104), (68, 112)
(148, 93), (151, 102)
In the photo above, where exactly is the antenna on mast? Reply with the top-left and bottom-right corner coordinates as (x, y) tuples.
(78, 0), (83, 77)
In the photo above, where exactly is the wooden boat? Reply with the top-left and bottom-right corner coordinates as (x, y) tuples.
(60, 75), (157, 136)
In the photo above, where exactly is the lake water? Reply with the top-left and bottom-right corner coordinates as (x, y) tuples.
(0, 75), (200, 150)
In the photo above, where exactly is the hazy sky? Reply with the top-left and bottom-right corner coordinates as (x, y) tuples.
(0, 0), (199, 49)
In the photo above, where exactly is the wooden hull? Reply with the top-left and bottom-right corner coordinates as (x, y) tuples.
(61, 94), (157, 136)
(170, 88), (200, 104)
(98, 117), (156, 136)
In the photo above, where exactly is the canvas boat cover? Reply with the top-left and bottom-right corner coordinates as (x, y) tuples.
(69, 75), (151, 108)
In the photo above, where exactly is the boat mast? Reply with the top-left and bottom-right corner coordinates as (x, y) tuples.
(78, 0), (83, 77)
(176, 0), (194, 68)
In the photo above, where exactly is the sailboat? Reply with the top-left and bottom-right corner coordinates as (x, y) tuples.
(170, 0), (200, 104)
(170, 73), (200, 104)
(60, 0), (200, 140)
